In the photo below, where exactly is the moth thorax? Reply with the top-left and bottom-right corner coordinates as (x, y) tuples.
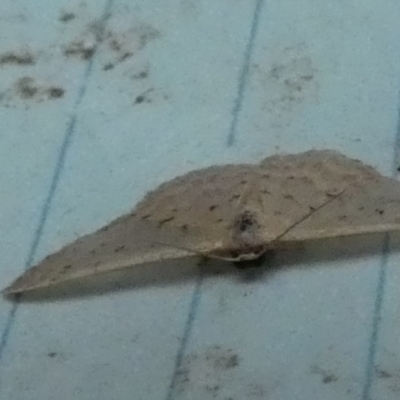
(232, 210), (261, 246)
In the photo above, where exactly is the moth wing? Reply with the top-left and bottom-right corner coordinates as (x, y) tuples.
(4, 164), (261, 295)
(237, 150), (380, 244)
(3, 216), (211, 295)
(279, 176), (400, 242)
(260, 150), (380, 183)
(6, 151), (394, 294)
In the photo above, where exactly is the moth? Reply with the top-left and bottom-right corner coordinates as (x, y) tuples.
(4, 149), (400, 295)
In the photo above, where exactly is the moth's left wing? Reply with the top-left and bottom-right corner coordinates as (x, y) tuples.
(278, 176), (400, 243)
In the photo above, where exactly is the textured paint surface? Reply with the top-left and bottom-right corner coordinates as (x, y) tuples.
(1, 1), (400, 400)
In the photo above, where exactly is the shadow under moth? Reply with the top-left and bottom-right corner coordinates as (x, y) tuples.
(4, 149), (400, 295)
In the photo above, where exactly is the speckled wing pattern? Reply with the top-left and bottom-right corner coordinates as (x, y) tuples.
(2, 217), (197, 295)
(259, 151), (400, 242)
(4, 150), (400, 295)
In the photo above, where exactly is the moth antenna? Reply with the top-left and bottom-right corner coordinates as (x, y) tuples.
(152, 240), (217, 258)
(152, 241), (242, 262)
(271, 188), (348, 243)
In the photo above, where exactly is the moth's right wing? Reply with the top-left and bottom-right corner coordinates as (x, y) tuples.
(4, 164), (258, 295)
(3, 215), (213, 295)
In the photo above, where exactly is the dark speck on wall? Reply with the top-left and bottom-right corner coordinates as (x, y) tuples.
(47, 87), (65, 99)
(133, 70), (149, 80)
(376, 369), (392, 379)
(0, 52), (35, 66)
(134, 89), (153, 105)
(64, 41), (96, 60)
(224, 354), (239, 369)
(322, 375), (338, 384)
(173, 346), (241, 398)
(103, 63), (115, 71)
(11, 77), (65, 102)
(59, 12), (76, 23)
(16, 77), (38, 99)
(310, 365), (338, 384)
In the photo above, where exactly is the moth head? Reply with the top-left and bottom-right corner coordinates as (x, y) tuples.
(208, 244), (266, 262)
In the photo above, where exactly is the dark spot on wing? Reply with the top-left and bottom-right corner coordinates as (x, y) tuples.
(60, 265), (72, 274)
(375, 209), (385, 215)
(114, 245), (126, 253)
(158, 216), (175, 226)
(284, 194), (294, 200)
(209, 205), (217, 211)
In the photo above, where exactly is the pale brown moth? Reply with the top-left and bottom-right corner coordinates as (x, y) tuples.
(4, 149), (400, 295)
